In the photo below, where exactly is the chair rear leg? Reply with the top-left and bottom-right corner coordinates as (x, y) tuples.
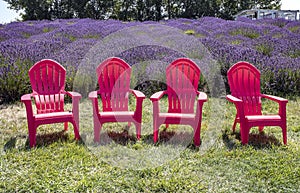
(232, 116), (238, 132)
(64, 122), (69, 131)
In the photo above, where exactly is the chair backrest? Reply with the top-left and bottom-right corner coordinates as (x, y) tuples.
(96, 57), (131, 112)
(166, 58), (200, 114)
(29, 59), (66, 114)
(227, 61), (262, 115)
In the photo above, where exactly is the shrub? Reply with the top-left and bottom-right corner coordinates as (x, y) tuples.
(0, 58), (31, 104)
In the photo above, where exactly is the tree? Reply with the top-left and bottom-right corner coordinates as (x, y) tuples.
(5, 0), (52, 20)
(4, 0), (282, 21)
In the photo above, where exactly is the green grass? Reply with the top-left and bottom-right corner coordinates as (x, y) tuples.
(0, 97), (300, 192)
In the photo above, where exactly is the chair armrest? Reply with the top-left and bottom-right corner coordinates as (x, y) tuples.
(129, 89), (145, 120)
(21, 94), (34, 119)
(195, 92), (207, 120)
(66, 91), (82, 99)
(226, 95), (242, 103)
(21, 94), (32, 103)
(150, 91), (166, 102)
(197, 91), (208, 102)
(226, 95), (245, 119)
(65, 92), (81, 123)
(261, 94), (288, 103)
(88, 91), (98, 100)
(88, 91), (100, 115)
(261, 94), (288, 117)
(129, 89), (146, 99)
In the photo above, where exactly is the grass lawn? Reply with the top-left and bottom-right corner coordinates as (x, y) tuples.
(0, 97), (299, 192)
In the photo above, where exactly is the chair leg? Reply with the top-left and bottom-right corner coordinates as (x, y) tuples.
(282, 124), (287, 145)
(258, 126), (264, 132)
(194, 124), (201, 147)
(240, 124), (250, 145)
(93, 119), (101, 143)
(64, 122), (69, 131)
(135, 122), (141, 140)
(153, 118), (159, 143)
(232, 116), (238, 132)
(28, 124), (37, 148)
(72, 120), (80, 140)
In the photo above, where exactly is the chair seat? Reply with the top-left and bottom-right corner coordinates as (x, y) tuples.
(159, 113), (195, 119)
(245, 115), (281, 122)
(35, 111), (73, 120)
(99, 111), (134, 118)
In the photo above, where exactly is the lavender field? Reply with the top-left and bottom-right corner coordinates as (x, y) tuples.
(0, 17), (300, 103)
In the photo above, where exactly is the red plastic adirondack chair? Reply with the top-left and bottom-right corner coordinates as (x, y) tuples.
(150, 58), (207, 146)
(21, 59), (81, 148)
(89, 57), (145, 142)
(226, 61), (288, 145)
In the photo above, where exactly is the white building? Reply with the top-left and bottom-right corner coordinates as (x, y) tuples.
(235, 9), (299, 21)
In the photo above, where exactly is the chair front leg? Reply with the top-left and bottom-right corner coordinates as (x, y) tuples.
(134, 122), (141, 140)
(240, 122), (250, 145)
(28, 123), (37, 148)
(152, 100), (160, 143)
(93, 118), (102, 143)
(153, 116), (159, 143)
(281, 121), (287, 145)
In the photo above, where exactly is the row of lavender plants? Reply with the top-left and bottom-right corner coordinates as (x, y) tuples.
(0, 17), (299, 103)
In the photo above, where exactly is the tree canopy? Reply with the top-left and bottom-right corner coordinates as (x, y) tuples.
(4, 0), (282, 21)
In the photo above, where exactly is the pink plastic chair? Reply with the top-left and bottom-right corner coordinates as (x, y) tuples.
(21, 59), (81, 148)
(89, 57), (145, 142)
(150, 58), (207, 146)
(226, 61), (288, 145)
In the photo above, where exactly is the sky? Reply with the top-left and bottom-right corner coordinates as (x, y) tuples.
(0, 0), (300, 24)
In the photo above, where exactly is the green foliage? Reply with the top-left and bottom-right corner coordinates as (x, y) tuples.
(256, 44), (274, 57)
(42, 27), (54, 33)
(287, 49), (300, 59)
(288, 26), (300, 33)
(184, 29), (196, 35)
(83, 34), (100, 39)
(231, 39), (242, 45)
(22, 32), (31, 38)
(55, 32), (77, 42)
(230, 28), (260, 39)
(0, 58), (31, 104)
(261, 68), (300, 97)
